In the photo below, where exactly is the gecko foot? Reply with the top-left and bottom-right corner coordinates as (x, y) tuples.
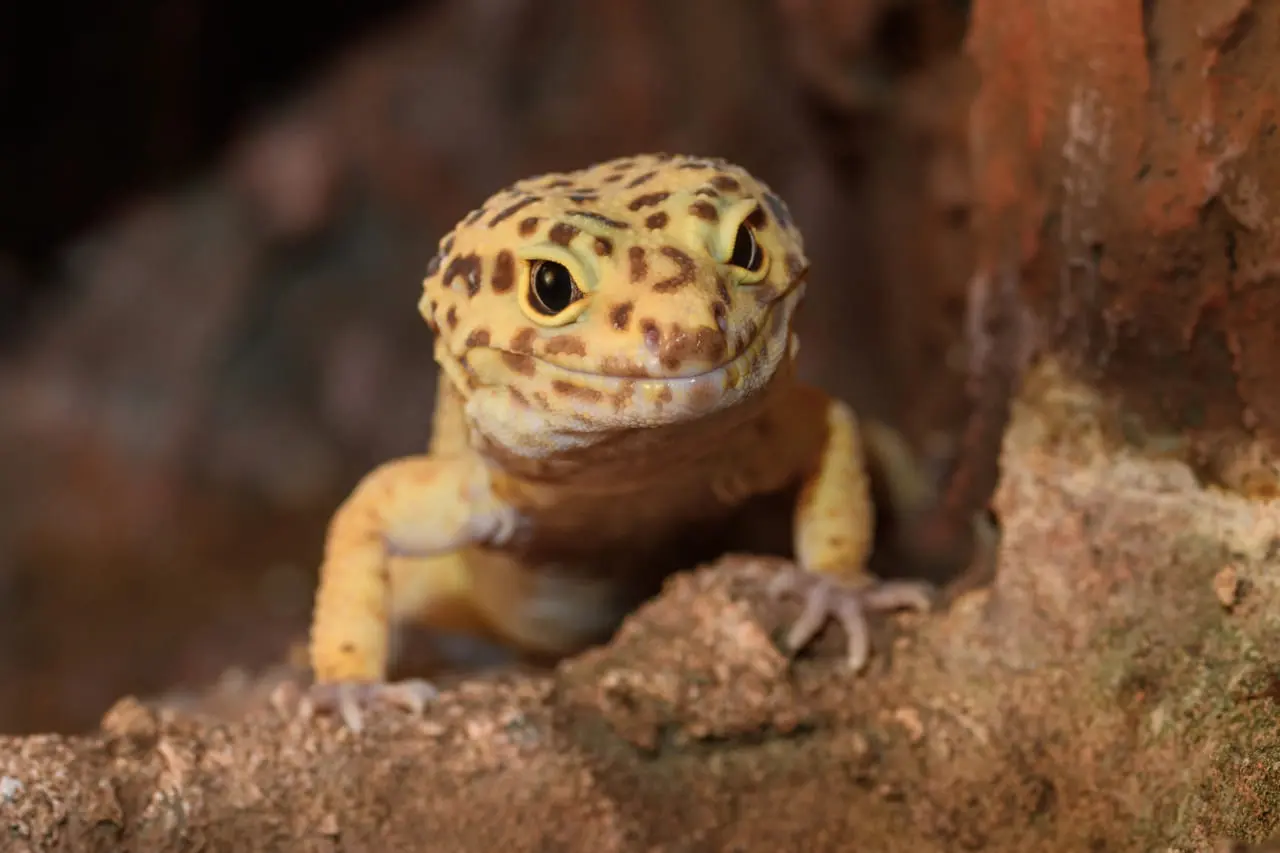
(767, 568), (935, 672)
(298, 678), (439, 733)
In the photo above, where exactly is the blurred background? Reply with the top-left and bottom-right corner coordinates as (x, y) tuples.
(0, 0), (976, 734)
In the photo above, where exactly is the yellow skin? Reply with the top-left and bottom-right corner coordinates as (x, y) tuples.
(305, 154), (935, 729)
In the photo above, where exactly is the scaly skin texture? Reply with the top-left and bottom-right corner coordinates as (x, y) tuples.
(306, 154), (935, 728)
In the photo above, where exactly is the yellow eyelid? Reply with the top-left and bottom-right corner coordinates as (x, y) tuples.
(714, 198), (770, 284)
(514, 244), (593, 326)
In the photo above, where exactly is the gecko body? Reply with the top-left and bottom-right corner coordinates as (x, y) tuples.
(306, 154), (935, 728)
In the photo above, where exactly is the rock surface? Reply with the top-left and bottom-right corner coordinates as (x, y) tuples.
(4, 372), (1279, 850)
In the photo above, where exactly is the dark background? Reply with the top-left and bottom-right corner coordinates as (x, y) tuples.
(0, 0), (412, 332)
(0, 0), (976, 734)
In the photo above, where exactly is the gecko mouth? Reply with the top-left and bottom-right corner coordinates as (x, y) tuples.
(496, 278), (805, 386)
(446, 281), (805, 425)
(542, 302), (778, 382)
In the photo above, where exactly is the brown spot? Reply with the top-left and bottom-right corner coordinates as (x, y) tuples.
(628, 246), (648, 282)
(510, 327), (537, 353)
(544, 178), (573, 189)
(567, 192), (598, 203)
(785, 252), (807, 280)
(653, 247), (696, 293)
(640, 318), (661, 353)
(747, 207), (768, 229)
(532, 391), (551, 410)
(659, 322), (726, 369)
(710, 175), (741, 192)
(465, 328), (491, 347)
(551, 380), (603, 403)
(501, 352), (537, 376)
(545, 335), (587, 356)
(625, 170), (657, 189)
(716, 276), (732, 307)
(445, 305), (459, 329)
(339, 642), (356, 655)
(678, 159), (712, 170)
(463, 207), (486, 226)
(443, 254), (484, 296)
(696, 326), (728, 362)
(695, 188), (719, 199)
(518, 216), (540, 237)
(645, 211), (670, 230)
(628, 191), (670, 210)
(689, 201), (718, 221)
(656, 386), (673, 403)
(568, 211), (631, 229)
(600, 357), (648, 378)
(489, 196), (539, 227)
(425, 253), (443, 276)
(610, 380), (636, 412)
(548, 222), (580, 246)
(441, 235), (455, 254)
(609, 301), (633, 331)
(765, 192), (792, 228)
(509, 387), (530, 407)
(593, 237), (613, 256)
(492, 250), (515, 293)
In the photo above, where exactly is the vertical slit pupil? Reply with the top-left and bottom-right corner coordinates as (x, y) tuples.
(729, 223), (761, 271)
(531, 261), (578, 314)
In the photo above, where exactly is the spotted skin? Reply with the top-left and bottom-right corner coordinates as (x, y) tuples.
(307, 154), (936, 722)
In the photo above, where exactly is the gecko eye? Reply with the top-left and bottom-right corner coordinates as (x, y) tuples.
(528, 260), (583, 316)
(727, 222), (762, 271)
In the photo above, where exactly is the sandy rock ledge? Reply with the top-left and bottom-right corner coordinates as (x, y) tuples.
(2, 359), (1279, 852)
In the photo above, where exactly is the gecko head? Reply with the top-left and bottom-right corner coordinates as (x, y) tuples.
(419, 154), (809, 460)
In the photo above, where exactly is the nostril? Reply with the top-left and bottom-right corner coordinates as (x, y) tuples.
(640, 318), (662, 354)
(712, 301), (729, 335)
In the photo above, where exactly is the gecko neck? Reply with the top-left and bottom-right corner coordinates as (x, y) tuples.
(471, 359), (797, 494)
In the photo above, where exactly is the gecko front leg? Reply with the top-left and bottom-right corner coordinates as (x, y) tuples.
(304, 453), (517, 730)
(774, 396), (935, 671)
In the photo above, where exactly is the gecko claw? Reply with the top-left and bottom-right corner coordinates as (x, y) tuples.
(299, 678), (439, 733)
(768, 569), (934, 671)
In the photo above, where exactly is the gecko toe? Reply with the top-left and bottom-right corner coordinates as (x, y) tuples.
(299, 678), (439, 733)
(379, 678), (440, 714)
(772, 568), (934, 672)
(858, 580), (935, 612)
